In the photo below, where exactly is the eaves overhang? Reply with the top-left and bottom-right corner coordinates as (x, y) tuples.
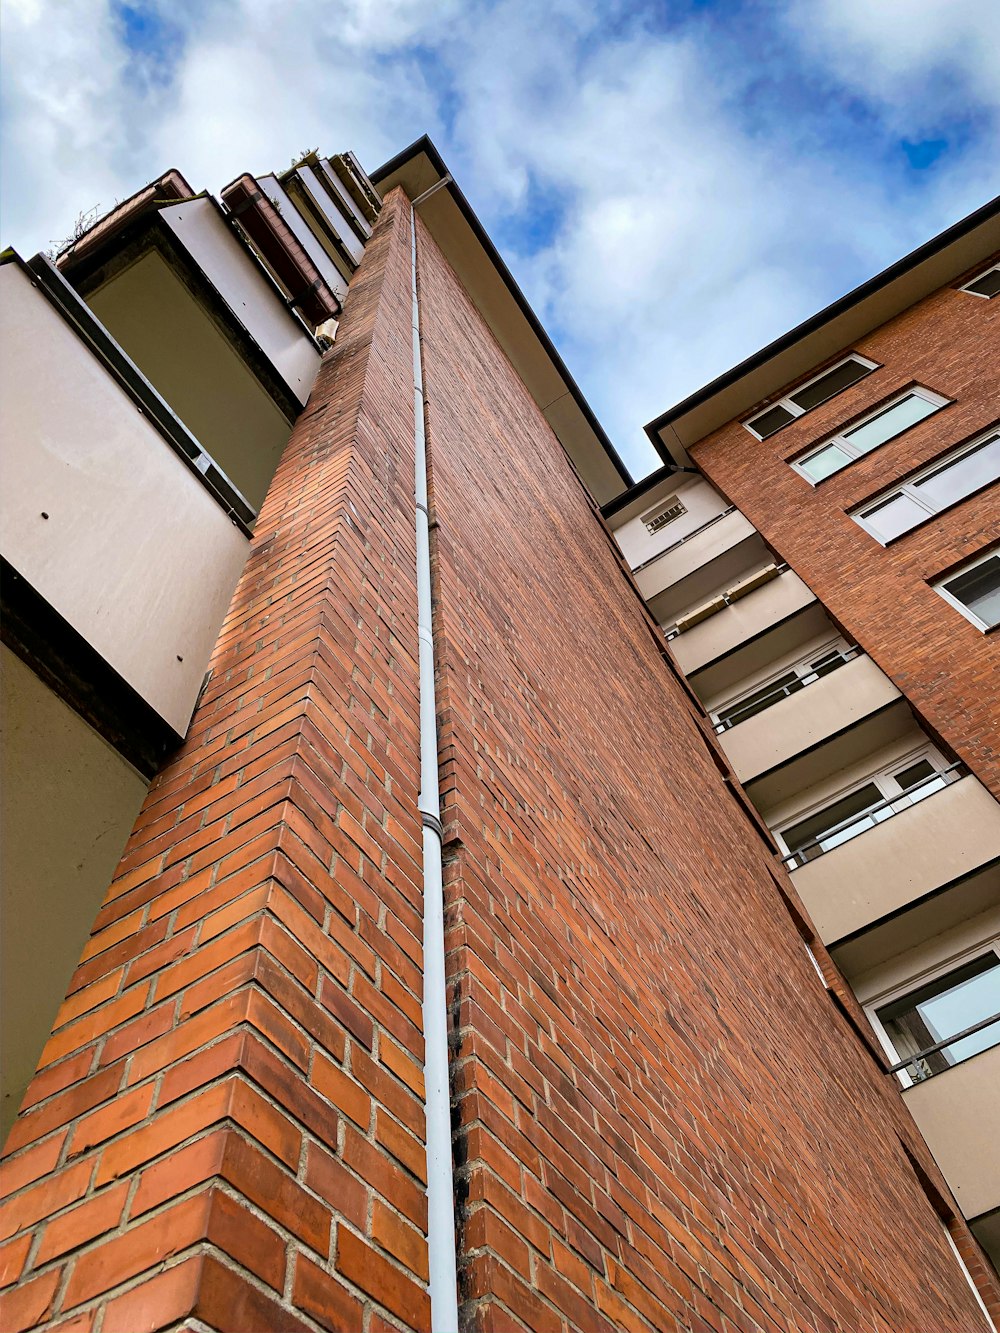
(645, 194), (1000, 469)
(370, 136), (633, 505)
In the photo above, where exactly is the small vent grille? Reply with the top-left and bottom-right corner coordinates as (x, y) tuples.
(644, 497), (686, 534)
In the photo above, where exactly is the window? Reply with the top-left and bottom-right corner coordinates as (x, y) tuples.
(643, 496), (686, 534)
(872, 947), (1000, 1084)
(743, 355), (877, 439)
(713, 640), (851, 730)
(852, 429), (1000, 542)
(933, 549), (1000, 630)
(961, 263), (1000, 299)
(776, 749), (950, 866)
(794, 388), (949, 483)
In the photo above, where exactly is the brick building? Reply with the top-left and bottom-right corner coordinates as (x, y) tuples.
(0, 138), (997, 1332)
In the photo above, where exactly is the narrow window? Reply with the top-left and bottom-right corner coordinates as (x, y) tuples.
(933, 550), (1000, 630)
(961, 263), (1000, 299)
(854, 430), (1000, 542)
(643, 496), (686, 534)
(743, 354), (877, 439)
(875, 952), (1000, 1081)
(794, 388), (949, 483)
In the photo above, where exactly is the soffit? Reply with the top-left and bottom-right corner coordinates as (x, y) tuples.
(646, 197), (1000, 465)
(371, 139), (631, 505)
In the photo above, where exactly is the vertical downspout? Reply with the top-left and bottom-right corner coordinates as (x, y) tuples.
(410, 203), (460, 1333)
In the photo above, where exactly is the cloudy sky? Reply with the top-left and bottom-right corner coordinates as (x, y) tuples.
(2, 0), (998, 477)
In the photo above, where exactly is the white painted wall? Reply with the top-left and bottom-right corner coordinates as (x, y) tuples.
(162, 199), (320, 406)
(0, 263), (249, 733)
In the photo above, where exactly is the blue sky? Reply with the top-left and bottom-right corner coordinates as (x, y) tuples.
(2, 0), (998, 478)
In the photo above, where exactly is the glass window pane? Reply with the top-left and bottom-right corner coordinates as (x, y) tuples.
(965, 268), (1000, 298)
(718, 672), (801, 728)
(783, 783), (884, 857)
(914, 434), (1000, 510)
(861, 493), (927, 541)
(749, 404), (796, 437)
(878, 955), (1000, 1075)
(844, 394), (939, 454)
(789, 359), (871, 412)
(894, 759), (936, 790)
(944, 553), (1000, 628)
(801, 443), (851, 482)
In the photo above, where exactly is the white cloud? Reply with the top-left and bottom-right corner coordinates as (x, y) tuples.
(2, 0), (997, 478)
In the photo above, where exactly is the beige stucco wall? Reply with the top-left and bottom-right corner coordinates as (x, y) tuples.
(670, 569), (816, 675)
(1, 649), (148, 1143)
(791, 775), (1000, 944)
(719, 653), (901, 783)
(0, 262), (250, 734)
(636, 508), (757, 602)
(903, 1043), (1000, 1219)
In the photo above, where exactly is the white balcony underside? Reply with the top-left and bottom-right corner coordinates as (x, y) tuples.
(903, 1044), (1000, 1220)
(719, 654), (900, 784)
(671, 570), (816, 676)
(791, 775), (1000, 945)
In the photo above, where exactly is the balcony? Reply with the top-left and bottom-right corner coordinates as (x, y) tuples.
(903, 1042), (1000, 1221)
(635, 506), (756, 603)
(788, 770), (1000, 944)
(718, 651), (900, 784)
(0, 253), (251, 737)
(670, 567), (816, 675)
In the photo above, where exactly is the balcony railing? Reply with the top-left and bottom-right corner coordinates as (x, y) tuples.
(781, 761), (968, 869)
(887, 1010), (1000, 1083)
(633, 505), (737, 575)
(664, 562), (790, 641)
(713, 646), (862, 732)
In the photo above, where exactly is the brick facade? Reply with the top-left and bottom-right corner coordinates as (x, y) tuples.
(1, 193), (996, 1331)
(689, 278), (1000, 797)
(1, 188), (431, 1332)
(411, 214), (996, 1329)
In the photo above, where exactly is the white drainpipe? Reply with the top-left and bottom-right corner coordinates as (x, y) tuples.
(409, 203), (460, 1333)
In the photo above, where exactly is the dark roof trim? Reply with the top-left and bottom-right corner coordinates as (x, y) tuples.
(221, 173), (341, 325)
(645, 193), (1000, 452)
(371, 136), (633, 490)
(599, 464), (679, 519)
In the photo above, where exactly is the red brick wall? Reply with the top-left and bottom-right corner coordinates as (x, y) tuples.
(689, 281), (1000, 796)
(1, 189), (432, 1332)
(3, 189), (996, 1333)
(413, 213), (997, 1331)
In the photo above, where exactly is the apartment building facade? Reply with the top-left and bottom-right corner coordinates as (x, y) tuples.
(0, 138), (997, 1332)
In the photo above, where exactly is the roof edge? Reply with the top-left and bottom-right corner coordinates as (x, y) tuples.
(645, 193), (1000, 453)
(371, 136), (636, 490)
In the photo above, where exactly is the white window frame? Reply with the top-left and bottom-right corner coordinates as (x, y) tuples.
(851, 427), (1000, 544)
(792, 386), (950, 484)
(743, 354), (878, 440)
(710, 635), (850, 728)
(641, 495), (686, 535)
(933, 548), (1000, 631)
(864, 938), (1000, 1089)
(960, 262), (1000, 299)
(772, 744), (950, 861)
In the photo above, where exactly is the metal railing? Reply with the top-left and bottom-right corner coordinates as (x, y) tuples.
(633, 506), (738, 575)
(780, 761), (968, 869)
(887, 1010), (1000, 1081)
(663, 563), (791, 641)
(713, 646), (862, 732)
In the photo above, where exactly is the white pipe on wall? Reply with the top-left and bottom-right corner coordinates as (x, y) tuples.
(409, 203), (460, 1333)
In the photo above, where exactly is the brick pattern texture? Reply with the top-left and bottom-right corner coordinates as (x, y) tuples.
(689, 279), (1000, 796)
(2, 191), (997, 1333)
(413, 211), (998, 1332)
(1, 189), (432, 1332)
